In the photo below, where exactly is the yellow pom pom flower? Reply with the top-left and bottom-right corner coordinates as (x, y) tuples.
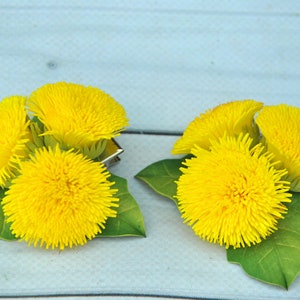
(28, 82), (129, 159)
(2, 146), (118, 250)
(176, 133), (291, 249)
(172, 100), (263, 154)
(256, 104), (300, 192)
(0, 96), (31, 188)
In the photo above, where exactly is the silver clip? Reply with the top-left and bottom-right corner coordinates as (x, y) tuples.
(99, 139), (124, 168)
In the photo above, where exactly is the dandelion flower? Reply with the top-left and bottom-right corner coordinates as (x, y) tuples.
(256, 104), (300, 192)
(28, 82), (129, 158)
(0, 96), (31, 187)
(2, 146), (118, 250)
(176, 133), (291, 249)
(172, 100), (263, 154)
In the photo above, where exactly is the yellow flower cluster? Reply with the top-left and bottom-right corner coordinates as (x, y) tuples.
(173, 100), (299, 249)
(0, 82), (128, 250)
(28, 82), (129, 158)
(0, 96), (31, 187)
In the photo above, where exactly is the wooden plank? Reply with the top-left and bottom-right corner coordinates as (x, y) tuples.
(2, 1), (300, 14)
(1, 2), (300, 131)
(1, 134), (300, 299)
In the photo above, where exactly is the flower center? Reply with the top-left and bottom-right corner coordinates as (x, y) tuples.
(230, 186), (249, 205)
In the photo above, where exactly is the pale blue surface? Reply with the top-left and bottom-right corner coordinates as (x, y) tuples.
(1, 1), (300, 299)
(1, 1), (300, 132)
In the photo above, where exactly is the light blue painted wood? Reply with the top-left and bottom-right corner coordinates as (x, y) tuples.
(1, 2), (299, 131)
(1, 3), (300, 298)
(1, 134), (300, 299)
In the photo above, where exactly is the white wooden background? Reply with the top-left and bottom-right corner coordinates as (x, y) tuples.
(1, 1), (300, 299)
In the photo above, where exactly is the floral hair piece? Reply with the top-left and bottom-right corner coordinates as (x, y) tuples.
(0, 82), (145, 250)
(137, 100), (300, 289)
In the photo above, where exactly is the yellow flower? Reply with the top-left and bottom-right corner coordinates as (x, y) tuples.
(256, 104), (300, 192)
(2, 146), (118, 250)
(176, 134), (291, 249)
(172, 100), (263, 154)
(28, 82), (129, 158)
(0, 96), (31, 188)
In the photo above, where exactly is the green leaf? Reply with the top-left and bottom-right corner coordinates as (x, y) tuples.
(227, 192), (300, 289)
(98, 174), (146, 238)
(0, 188), (17, 241)
(135, 157), (187, 205)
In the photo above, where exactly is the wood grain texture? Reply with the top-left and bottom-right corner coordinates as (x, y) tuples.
(0, 133), (299, 299)
(1, 3), (300, 298)
(1, 1), (300, 132)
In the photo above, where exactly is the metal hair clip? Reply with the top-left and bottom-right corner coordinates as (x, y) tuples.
(99, 139), (124, 168)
